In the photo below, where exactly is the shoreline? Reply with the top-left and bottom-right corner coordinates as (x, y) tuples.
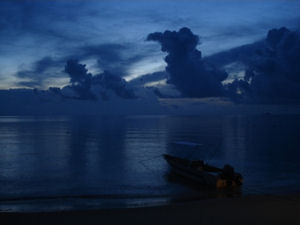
(1, 193), (300, 225)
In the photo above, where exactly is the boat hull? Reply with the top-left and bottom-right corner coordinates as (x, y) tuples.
(163, 154), (242, 188)
(164, 154), (218, 186)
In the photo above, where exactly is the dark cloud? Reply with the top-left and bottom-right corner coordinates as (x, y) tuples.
(64, 59), (95, 100)
(33, 57), (58, 74)
(1, 2), (153, 86)
(14, 42), (148, 88)
(147, 27), (228, 97)
(203, 40), (265, 69)
(62, 59), (136, 100)
(147, 26), (300, 103)
(17, 56), (60, 77)
(65, 59), (92, 86)
(92, 71), (136, 99)
(16, 57), (64, 88)
(228, 27), (300, 103)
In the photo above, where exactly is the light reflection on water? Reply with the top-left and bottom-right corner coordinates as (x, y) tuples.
(0, 115), (300, 211)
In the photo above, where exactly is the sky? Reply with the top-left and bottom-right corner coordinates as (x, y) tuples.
(1, 0), (300, 114)
(1, 0), (300, 88)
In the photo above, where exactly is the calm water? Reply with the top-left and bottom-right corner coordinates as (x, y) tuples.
(0, 115), (300, 211)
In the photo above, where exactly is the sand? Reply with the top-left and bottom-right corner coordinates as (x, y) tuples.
(1, 194), (300, 225)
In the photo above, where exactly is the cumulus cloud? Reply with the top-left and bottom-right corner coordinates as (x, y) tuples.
(147, 27), (228, 97)
(228, 27), (300, 103)
(92, 71), (136, 99)
(61, 59), (136, 100)
(147, 26), (300, 103)
(63, 59), (95, 100)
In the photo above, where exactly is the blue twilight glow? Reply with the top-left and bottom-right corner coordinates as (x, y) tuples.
(1, 0), (300, 89)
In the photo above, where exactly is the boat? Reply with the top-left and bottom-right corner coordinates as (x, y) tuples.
(163, 154), (243, 188)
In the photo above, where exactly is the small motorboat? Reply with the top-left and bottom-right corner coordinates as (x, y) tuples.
(163, 154), (243, 188)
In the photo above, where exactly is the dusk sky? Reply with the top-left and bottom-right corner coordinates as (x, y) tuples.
(1, 0), (300, 114)
(1, 0), (299, 87)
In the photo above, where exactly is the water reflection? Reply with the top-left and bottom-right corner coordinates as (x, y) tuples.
(0, 115), (300, 211)
(221, 116), (247, 171)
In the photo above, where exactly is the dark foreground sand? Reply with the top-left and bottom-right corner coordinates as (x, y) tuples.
(1, 194), (300, 225)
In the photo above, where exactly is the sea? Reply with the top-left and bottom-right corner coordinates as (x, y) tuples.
(0, 115), (300, 212)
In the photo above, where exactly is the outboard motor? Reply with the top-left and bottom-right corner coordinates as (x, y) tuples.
(221, 164), (243, 186)
(222, 164), (235, 180)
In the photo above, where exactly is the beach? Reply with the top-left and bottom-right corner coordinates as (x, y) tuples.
(1, 194), (300, 225)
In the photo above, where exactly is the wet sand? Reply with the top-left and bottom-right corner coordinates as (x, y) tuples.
(1, 194), (300, 225)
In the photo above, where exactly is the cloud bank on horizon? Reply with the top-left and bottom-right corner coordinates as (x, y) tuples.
(148, 26), (300, 104)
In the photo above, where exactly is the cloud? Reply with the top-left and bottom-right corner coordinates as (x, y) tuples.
(13, 41), (150, 89)
(16, 57), (64, 88)
(92, 70), (136, 99)
(228, 27), (300, 103)
(77, 43), (147, 76)
(128, 71), (181, 98)
(129, 71), (167, 87)
(147, 27), (228, 97)
(203, 40), (265, 69)
(15, 56), (65, 88)
(61, 59), (136, 100)
(0, 88), (164, 115)
(0, 1), (160, 89)
(146, 26), (300, 104)
(3, 0), (300, 90)
(65, 59), (92, 85)
(63, 59), (95, 100)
